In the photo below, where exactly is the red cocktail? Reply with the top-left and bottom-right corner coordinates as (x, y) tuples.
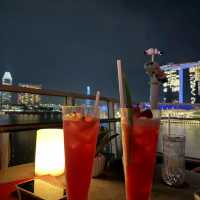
(62, 106), (99, 200)
(121, 109), (160, 200)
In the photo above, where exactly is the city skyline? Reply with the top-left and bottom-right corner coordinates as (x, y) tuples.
(0, 71), (105, 109)
(1, 0), (200, 101)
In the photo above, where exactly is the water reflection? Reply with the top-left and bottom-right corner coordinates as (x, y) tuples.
(158, 122), (200, 159)
(0, 113), (62, 125)
(0, 114), (200, 168)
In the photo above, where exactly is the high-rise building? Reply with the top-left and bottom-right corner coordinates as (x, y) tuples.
(1, 72), (13, 106)
(161, 61), (200, 104)
(85, 86), (92, 106)
(18, 84), (42, 105)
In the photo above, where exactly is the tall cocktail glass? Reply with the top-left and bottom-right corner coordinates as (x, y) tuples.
(62, 106), (99, 200)
(121, 109), (160, 200)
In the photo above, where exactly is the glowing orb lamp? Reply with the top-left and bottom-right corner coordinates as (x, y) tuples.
(35, 129), (65, 176)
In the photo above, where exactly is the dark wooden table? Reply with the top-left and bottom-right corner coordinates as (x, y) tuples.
(152, 167), (200, 200)
(88, 166), (200, 200)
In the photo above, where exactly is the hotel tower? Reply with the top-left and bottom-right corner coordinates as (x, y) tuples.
(161, 61), (200, 104)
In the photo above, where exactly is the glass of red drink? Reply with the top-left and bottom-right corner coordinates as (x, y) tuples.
(62, 106), (99, 200)
(120, 109), (160, 200)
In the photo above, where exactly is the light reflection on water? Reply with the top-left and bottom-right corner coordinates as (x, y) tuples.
(158, 122), (200, 159)
(0, 114), (200, 162)
(115, 121), (200, 159)
(0, 113), (62, 125)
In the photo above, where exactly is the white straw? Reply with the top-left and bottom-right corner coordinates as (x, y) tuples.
(151, 54), (155, 62)
(117, 59), (125, 108)
(95, 90), (100, 108)
(168, 114), (171, 136)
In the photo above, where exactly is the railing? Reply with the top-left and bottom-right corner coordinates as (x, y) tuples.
(0, 84), (200, 170)
(0, 84), (121, 169)
(0, 84), (118, 103)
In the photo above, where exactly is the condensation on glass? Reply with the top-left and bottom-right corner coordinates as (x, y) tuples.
(162, 134), (185, 187)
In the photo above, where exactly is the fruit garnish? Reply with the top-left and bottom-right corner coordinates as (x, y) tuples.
(75, 113), (83, 120)
(139, 109), (153, 118)
(133, 105), (141, 118)
(84, 116), (93, 122)
(64, 112), (84, 121)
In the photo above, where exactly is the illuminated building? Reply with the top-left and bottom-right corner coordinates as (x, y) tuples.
(18, 84), (42, 105)
(162, 68), (179, 103)
(1, 72), (13, 106)
(161, 61), (200, 104)
(85, 86), (92, 106)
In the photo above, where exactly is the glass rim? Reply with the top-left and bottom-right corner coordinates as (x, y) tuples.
(62, 105), (98, 109)
(163, 134), (185, 141)
(120, 108), (160, 119)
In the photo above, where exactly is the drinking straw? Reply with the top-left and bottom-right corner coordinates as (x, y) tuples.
(117, 59), (132, 165)
(168, 114), (171, 136)
(94, 91), (100, 116)
(183, 114), (186, 136)
(95, 91), (100, 108)
(117, 58), (133, 115)
(151, 54), (155, 62)
(117, 59), (126, 108)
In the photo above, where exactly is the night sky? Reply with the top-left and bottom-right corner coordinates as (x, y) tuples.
(0, 0), (200, 101)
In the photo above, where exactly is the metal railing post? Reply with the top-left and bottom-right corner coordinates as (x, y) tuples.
(64, 96), (75, 106)
(107, 100), (118, 158)
(0, 132), (10, 170)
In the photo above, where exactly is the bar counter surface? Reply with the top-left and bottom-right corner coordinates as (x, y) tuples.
(0, 163), (200, 200)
